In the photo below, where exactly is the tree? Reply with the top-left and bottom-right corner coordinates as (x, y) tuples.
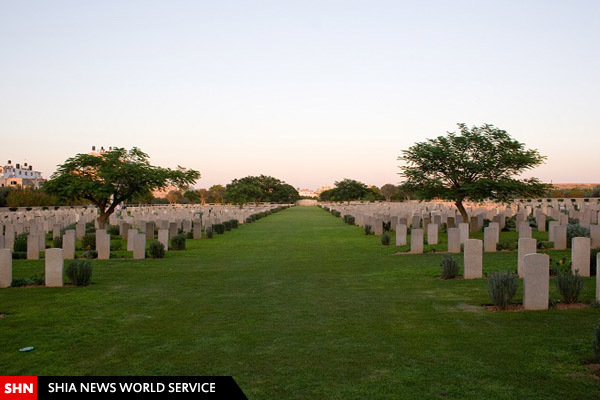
(6, 188), (58, 207)
(319, 179), (370, 203)
(0, 187), (15, 207)
(208, 185), (226, 203)
(196, 188), (209, 204)
(166, 190), (183, 204)
(44, 147), (199, 228)
(399, 123), (550, 222)
(224, 183), (262, 208)
(226, 175), (298, 204)
(270, 183), (300, 203)
(380, 184), (398, 202)
(183, 190), (201, 204)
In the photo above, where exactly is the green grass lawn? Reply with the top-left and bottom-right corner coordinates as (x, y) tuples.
(1, 206), (599, 399)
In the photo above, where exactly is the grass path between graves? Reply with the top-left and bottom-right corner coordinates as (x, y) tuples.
(1, 206), (599, 399)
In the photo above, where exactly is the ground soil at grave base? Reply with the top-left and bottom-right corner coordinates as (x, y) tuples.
(1, 206), (600, 400)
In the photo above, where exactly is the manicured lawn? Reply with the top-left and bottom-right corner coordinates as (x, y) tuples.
(1, 206), (599, 399)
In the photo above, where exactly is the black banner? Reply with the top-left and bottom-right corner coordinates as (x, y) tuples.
(37, 376), (247, 399)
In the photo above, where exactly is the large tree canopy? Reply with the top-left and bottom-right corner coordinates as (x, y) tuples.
(44, 147), (199, 228)
(399, 123), (550, 221)
(319, 179), (371, 203)
(380, 184), (398, 202)
(225, 175), (299, 205)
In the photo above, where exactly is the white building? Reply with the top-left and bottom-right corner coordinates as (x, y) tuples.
(0, 161), (45, 188)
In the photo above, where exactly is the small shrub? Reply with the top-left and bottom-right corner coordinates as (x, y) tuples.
(504, 216), (516, 230)
(245, 217), (252, 224)
(593, 320), (600, 363)
(550, 257), (571, 276)
(53, 236), (62, 248)
(11, 274), (44, 287)
(110, 241), (122, 251)
(556, 269), (583, 304)
(12, 252), (26, 260)
(566, 224), (590, 248)
(381, 233), (390, 245)
(205, 227), (214, 239)
(440, 255), (459, 279)
(186, 231), (194, 239)
(223, 220), (232, 231)
(213, 224), (225, 234)
(496, 239), (516, 251)
(65, 260), (93, 286)
(171, 234), (186, 250)
(82, 233), (96, 250)
(13, 234), (27, 252)
(11, 277), (34, 287)
(364, 225), (372, 235)
(82, 250), (98, 259)
(107, 225), (120, 236)
(487, 271), (519, 309)
(148, 241), (166, 258)
(230, 219), (239, 229)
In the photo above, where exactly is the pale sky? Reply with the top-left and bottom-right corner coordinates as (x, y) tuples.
(1, 0), (599, 190)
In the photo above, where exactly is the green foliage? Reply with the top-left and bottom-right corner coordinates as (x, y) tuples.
(555, 269), (583, 304)
(440, 255), (459, 279)
(224, 182), (263, 207)
(566, 224), (590, 248)
(496, 239), (516, 251)
(170, 234), (186, 250)
(149, 241), (166, 258)
(225, 175), (299, 205)
(364, 224), (372, 235)
(82, 250), (98, 259)
(82, 233), (96, 250)
(381, 233), (390, 245)
(223, 220), (232, 231)
(503, 216), (516, 231)
(53, 236), (62, 248)
(110, 241), (122, 251)
(11, 274), (44, 287)
(380, 184), (398, 202)
(205, 227), (214, 239)
(550, 257), (571, 276)
(6, 188), (58, 207)
(65, 260), (93, 286)
(13, 234), (27, 252)
(343, 215), (355, 225)
(107, 225), (120, 236)
(319, 179), (371, 203)
(400, 123), (549, 221)
(213, 224), (225, 234)
(0, 186), (15, 207)
(43, 147), (199, 227)
(12, 252), (26, 260)
(229, 219), (239, 229)
(593, 320), (600, 363)
(486, 271), (519, 309)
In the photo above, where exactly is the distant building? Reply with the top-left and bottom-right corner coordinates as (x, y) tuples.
(89, 145), (114, 156)
(298, 188), (318, 198)
(0, 160), (45, 188)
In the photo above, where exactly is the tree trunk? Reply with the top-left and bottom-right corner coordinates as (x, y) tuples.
(454, 200), (469, 224)
(97, 212), (110, 229)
